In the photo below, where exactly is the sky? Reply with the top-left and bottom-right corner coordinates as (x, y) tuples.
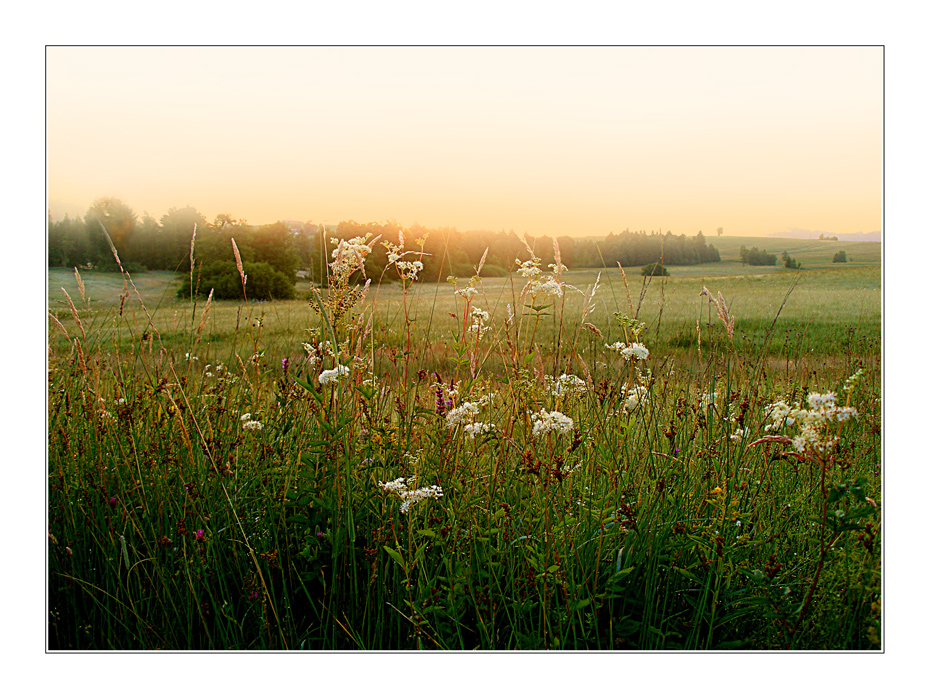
(46, 46), (881, 239)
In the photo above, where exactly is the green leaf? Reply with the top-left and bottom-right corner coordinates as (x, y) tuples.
(571, 598), (593, 613)
(383, 545), (406, 571)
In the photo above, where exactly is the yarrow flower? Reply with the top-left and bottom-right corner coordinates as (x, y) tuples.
(378, 476), (444, 514)
(531, 409), (574, 436)
(319, 365), (350, 385)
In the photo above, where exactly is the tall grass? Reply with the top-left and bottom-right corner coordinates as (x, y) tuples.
(47, 240), (881, 650)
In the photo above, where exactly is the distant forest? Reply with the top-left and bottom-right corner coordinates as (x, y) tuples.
(48, 197), (720, 299)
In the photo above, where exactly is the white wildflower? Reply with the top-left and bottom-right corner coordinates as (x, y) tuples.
(730, 427), (750, 442)
(242, 420), (264, 432)
(239, 413), (252, 421)
(762, 391), (859, 455)
(621, 384), (649, 412)
(531, 409), (574, 436)
(379, 476), (444, 514)
(546, 374), (587, 397)
(606, 342), (649, 361)
(463, 422), (495, 439)
(319, 365), (350, 385)
(455, 286), (479, 299)
(468, 307), (491, 337)
(446, 401), (481, 428)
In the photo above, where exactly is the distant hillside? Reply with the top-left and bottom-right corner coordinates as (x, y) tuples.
(766, 228), (881, 242)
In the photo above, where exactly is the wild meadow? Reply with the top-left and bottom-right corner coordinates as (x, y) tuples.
(47, 234), (881, 650)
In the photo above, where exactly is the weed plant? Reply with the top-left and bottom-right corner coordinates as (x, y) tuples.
(47, 234), (881, 650)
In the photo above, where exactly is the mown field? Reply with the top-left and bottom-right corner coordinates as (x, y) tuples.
(47, 237), (881, 650)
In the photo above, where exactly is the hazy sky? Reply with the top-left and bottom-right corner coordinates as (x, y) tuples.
(46, 46), (882, 238)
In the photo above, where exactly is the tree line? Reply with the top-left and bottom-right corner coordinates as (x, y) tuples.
(48, 197), (721, 300)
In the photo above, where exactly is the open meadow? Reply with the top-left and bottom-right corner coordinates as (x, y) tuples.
(47, 238), (881, 650)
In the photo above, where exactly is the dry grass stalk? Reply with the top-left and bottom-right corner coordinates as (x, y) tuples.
(701, 286), (736, 340)
(48, 311), (71, 342)
(74, 267), (86, 305)
(231, 238), (248, 303)
(476, 246), (489, 276)
(189, 224), (197, 270)
(196, 288), (214, 338)
(617, 262), (634, 316)
(61, 288), (86, 342)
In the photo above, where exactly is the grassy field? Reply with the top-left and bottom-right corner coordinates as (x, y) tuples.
(47, 238), (881, 650)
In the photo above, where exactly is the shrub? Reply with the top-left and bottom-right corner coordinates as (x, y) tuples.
(641, 262), (669, 277)
(178, 260), (296, 300)
(833, 250), (847, 263)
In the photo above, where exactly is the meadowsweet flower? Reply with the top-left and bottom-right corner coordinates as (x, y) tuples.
(606, 342), (649, 361)
(546, 374), (587, 397)
(379, 476), (444, 513)
(621, 384), (649, 412)
(463, 421), (495, 439)
(240, 413), (251, 421)
(242, 420), (264, 432)
(761, 390), (859, 455)
(319, 365), (350, 385)
(730, 427), (750, 442)
(531, 409), (574, 436)
(329, 234), (376, 280)
(446, 401), (481, 428)
(468, 307), (491, 337)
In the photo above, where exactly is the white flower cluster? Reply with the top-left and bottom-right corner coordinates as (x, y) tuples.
(319, 364), (351, 385)
(730, 427), (750, 442)
(463, 421), (495, 439)
(446, 392), (495, 431)
(515, 257), (565, 299)
(454, 285), (479, 299)
(763, 391), (859, 455)
(606, 342), (650, 361)
(302, 340), (334, 368)
(330, 234), (375, 280)
(383, 235), (426, 281)
(620, 384), (649, 413)
(468, 307), (491, 337)
(378, 476), (444, 514)
(531, 409), (574, 436)
(240, 414), (264, 432)
(700, 392), (717, 410)
(204, 362), (228, 379)
(546, 373), (587, 397)
(446, 401), (481, 428)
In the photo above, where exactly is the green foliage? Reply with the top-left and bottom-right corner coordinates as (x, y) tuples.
(833, 250), (847, 263)
(739, 245), (777, 266)
(47, 239), (881, 651)
(641, 262), (669, 277)
(178, 260), (296, 300)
